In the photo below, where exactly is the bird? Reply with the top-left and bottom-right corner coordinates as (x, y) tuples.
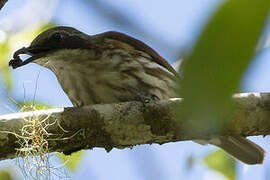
(9, 26), (265, 164)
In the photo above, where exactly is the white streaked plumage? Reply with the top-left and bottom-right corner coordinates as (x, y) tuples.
(34, 49), (177, 106)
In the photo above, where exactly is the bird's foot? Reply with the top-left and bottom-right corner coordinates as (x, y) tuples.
(134, 94), (160, 106)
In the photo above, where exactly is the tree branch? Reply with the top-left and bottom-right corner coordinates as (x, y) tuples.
(0, 0), (7, 10)
(0, 92), (269, 160)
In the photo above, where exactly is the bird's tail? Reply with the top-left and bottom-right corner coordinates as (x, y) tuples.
(211, 136), (266, 164)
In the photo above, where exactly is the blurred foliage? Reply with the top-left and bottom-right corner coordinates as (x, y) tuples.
(179, 1), (270, 179)
(0, 170), (12, 180)
(0, 23), (56, 90)
(0, 40), (12, 89)
(180, 0), (270, 136)
(57, 151), (84, 172)
(17, 102), (52, 111)
(204, 150), (236, 180)
(83, 0), (174, 55)
(186, 154), (195, 170)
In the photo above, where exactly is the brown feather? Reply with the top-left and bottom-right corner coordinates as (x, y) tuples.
(93, 31), (179, 77)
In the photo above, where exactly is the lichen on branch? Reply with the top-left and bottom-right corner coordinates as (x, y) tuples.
(0, 93), (269, 160)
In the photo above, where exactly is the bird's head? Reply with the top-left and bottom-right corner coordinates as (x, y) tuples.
(9, 26), (91, 69)
(9, 26), (178, 76)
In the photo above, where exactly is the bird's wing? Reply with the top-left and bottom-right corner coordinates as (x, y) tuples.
(93, 31), (179, 77)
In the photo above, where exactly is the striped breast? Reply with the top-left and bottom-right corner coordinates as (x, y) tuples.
(34, 43), (177, 107)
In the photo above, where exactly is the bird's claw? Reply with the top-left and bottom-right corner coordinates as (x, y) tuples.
(134, 94), (160, 106)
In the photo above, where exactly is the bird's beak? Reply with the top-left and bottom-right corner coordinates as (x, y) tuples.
(9, 46), (51, 69)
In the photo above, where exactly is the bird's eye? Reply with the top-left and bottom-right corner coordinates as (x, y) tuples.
(52, 33), (64, 41)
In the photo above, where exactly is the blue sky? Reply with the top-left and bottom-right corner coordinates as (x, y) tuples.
(1, 0), (270, 179)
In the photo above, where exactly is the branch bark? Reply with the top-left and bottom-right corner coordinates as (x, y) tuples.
(0, 92), (269, 160)
(0, 0), (7, 10)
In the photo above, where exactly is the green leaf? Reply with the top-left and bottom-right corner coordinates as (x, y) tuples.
(0, 170), (13, 180)
(180, 1), (270, 135)
(204, 150), (236, 180)
(57, 151), (84, 172)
